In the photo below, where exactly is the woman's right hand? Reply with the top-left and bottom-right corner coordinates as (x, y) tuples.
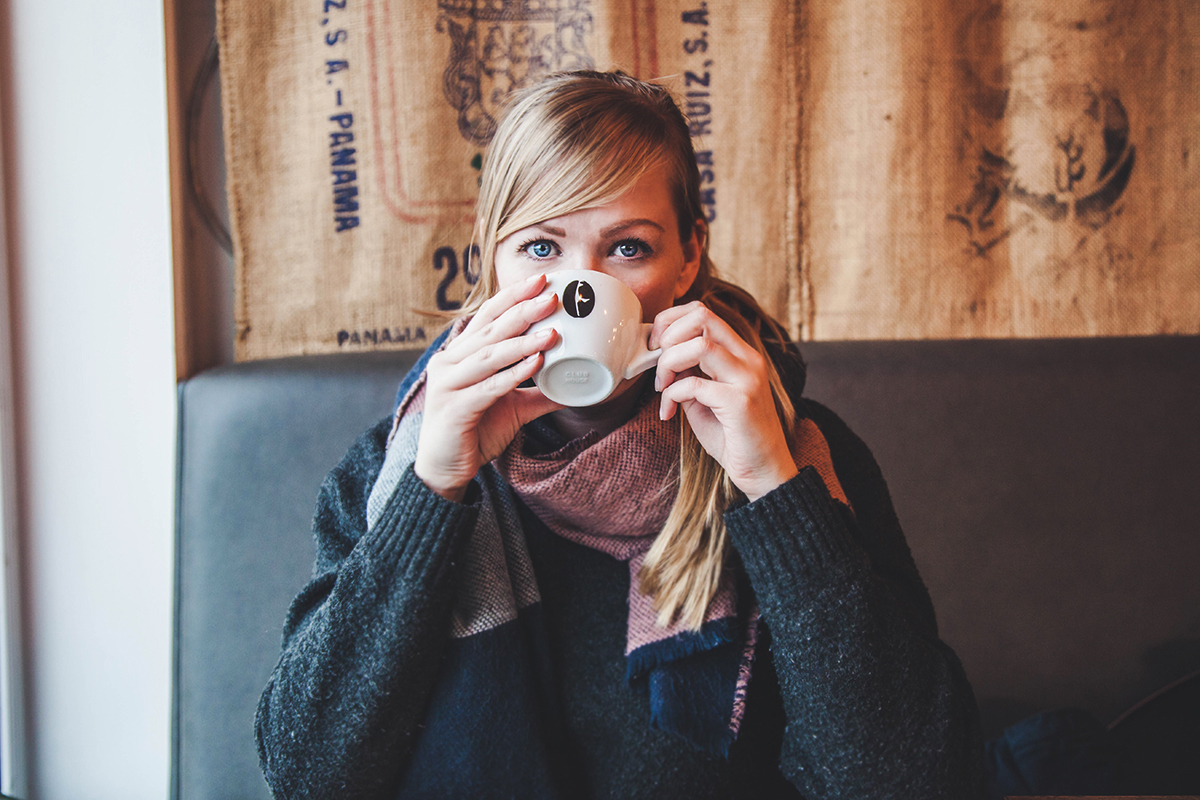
(414, 273), (563, 502)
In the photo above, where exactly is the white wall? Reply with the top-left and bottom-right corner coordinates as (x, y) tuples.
(5, 0), (176, 797)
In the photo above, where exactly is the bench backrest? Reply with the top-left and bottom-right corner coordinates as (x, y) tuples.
(173, 337), (1200, 798)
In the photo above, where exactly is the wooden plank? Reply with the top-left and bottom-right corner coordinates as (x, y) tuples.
(164, 0), (191, 381)
(165, 0), (235, 380)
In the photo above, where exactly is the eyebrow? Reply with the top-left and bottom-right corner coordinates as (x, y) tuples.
(531, 218), (666, 238)
(599, 218), (665, 237)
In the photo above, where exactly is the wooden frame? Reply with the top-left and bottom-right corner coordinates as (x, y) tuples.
(0, 43), (28, 800)
(165, 0), (234, 381)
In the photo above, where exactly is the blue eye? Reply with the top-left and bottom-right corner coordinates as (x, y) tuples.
(614, 240), (648, 259)
(521, 240), (556, 259)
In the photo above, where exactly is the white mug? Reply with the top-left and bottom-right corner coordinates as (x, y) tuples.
(525, 270), (661, 407)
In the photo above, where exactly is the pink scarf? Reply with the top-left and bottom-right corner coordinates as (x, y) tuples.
(493, 391), (851, 654)
(495, 394), (740, 654)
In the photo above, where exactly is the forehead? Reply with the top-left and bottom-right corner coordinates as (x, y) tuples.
(531, 163), (679, 231)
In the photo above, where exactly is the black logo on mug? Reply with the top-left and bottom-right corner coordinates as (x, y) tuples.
(563, 280), (596, 318)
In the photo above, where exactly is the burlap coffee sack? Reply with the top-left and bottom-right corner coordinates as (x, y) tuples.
(799, 0), (1200, 339)
(217, 0), (799, 360)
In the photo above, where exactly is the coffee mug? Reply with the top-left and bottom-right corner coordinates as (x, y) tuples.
(525, 270), (661, 406)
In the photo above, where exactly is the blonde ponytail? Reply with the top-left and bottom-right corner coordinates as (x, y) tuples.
(638, 277), (797, 630)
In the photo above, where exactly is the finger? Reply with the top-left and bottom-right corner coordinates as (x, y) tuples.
(656, 304), (757, 362)
(447, 273), (550, 353)
(457, 350), (548, 417)
(510, 386), (564, 427)
(445, 288), (557, 363)
(441, 327), (558, 392)
(655, 366), (700, 419)
(654, 335), (748, 394)
(658, 374), (740, 422)
(648, 301), (704, 349)
(470, 272), (548, 331)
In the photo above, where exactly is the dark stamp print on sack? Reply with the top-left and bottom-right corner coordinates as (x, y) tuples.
(948, 5), (1137, 255)
(948, 88), (1136, 255)
(437, 0), (595, 146)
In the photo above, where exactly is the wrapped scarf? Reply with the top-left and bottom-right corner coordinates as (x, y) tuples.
(365, 324), (850, 793)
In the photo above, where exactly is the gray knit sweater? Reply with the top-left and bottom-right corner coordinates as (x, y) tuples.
(255, 399), (984, 799)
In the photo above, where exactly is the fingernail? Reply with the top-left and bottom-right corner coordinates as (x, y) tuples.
(536, 327), (554, 341)
(527, 273), (545, 285)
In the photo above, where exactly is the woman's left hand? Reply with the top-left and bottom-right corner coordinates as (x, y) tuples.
(650, 301), (798, 502)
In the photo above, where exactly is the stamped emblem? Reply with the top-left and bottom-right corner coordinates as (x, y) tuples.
(948, 88), (1136, 254)
(948, 5), (1137, 254)
(436, 0), (595, 146)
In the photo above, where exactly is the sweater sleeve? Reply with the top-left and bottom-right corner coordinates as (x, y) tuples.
(725, 401), (984, 799)
(255, 416), (478, 800)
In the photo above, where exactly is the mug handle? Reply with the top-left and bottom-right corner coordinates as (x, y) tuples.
(623, 322), (662, 380)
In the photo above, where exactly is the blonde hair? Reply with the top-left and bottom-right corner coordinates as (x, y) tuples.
(463, 71), (797, 630)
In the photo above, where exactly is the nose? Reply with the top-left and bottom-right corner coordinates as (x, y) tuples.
(553, 251), (607, 276)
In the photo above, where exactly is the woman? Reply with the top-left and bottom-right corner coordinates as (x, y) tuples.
(256, 71), (983, 799)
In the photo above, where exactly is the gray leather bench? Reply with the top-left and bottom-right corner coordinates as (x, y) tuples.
(173, 336), (1200, 799)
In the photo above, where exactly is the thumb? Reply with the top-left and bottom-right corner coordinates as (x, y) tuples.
(512, 387), (564, 428)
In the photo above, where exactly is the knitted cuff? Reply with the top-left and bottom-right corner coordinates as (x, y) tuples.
(363, 465), (477, 584)
(726, 466), (868, 591)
